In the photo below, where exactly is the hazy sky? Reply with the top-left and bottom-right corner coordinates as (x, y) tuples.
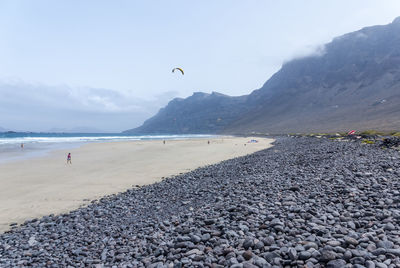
(1, 0), (399, 132)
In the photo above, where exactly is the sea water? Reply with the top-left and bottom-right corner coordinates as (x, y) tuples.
(0, 132), (214, 164)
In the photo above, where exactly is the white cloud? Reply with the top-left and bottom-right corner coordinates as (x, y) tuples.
(283, 44), (327, 64)
(0, 80), (177, 132)
(355, 32), (368, 39)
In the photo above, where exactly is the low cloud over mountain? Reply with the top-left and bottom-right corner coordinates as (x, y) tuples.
(126, 17), (400, 134)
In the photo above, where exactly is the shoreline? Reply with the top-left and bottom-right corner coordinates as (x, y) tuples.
(0, 142), (84, 165)
(0, 136), (274, 233)
(1, 137), (399, 267)
(0, 134), (215, 164)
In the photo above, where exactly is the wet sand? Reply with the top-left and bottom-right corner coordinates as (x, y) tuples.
(0, 136), (273, 233)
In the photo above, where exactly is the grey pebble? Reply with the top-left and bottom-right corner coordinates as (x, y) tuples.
(0, 137), (399, 267)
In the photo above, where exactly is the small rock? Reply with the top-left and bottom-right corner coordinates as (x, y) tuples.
(386, 248), (400, 257)
(288, 248), (297, 260)
(243, 238), (254, 249)
(372, 248), (386, 256)
(299, 251), (312, 260)
(344, 236), (358, 246)
(365, 260), (375, 268)
(289, 186), (300, 192)
(326, 240), (341, 247)
(242, 262), (258, 268)
(269, 218), (284, 227)
(327, 259), (346, 268)
(376, 240), (393, 249)
(190, 235), (201, 243)
(243, 250), (253, 261)
(319, 250), (337, 262)
(383, 223), (395, 231)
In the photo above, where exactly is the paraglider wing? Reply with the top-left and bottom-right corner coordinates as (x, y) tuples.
(172, 67), (184, 75)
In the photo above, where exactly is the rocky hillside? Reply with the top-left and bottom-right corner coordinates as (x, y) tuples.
(125, 17), (400, 134)
(125, 92), (249, 134)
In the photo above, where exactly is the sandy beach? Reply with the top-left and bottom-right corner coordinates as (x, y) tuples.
(0, 136), (273, 233)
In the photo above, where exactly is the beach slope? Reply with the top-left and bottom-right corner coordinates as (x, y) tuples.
(0, 136), (273, 232)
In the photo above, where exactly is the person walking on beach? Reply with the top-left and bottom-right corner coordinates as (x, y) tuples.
(67, 153), (72, 164)
(20, 143), (24, 149)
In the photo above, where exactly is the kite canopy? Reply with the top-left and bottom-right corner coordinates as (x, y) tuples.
(172, 67), (184, 75)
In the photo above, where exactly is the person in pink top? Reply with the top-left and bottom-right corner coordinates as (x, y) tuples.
(67, 153), (72, 164)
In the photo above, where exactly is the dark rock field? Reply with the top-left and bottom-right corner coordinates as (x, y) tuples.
(0, 137), (399, 267)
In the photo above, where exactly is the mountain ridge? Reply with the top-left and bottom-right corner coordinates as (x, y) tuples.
(125, 17), (400, 134)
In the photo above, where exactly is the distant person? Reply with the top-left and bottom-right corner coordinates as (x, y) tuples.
(67, 153), (72, 164)
(208, 140), (210, 144)
(20, 143), (24, 149)
(163, 140), (166, 144)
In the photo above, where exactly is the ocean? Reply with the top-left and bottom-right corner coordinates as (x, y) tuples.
(0, 132), (214, 164)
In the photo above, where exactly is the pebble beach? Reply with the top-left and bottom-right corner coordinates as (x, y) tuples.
(0, 137), (399, 267)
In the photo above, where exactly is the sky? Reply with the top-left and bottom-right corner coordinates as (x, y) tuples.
(0, 0), (399, 132)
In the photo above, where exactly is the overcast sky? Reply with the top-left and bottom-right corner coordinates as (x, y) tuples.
(1, 0), (399, 132)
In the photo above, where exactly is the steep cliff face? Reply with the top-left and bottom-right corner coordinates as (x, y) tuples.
(227, 17), (400, 133)
(125, 17), (400, 134)
(125, 92), (248, 134)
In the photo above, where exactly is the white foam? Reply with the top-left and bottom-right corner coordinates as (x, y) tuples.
(0, 134), (213, 145)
